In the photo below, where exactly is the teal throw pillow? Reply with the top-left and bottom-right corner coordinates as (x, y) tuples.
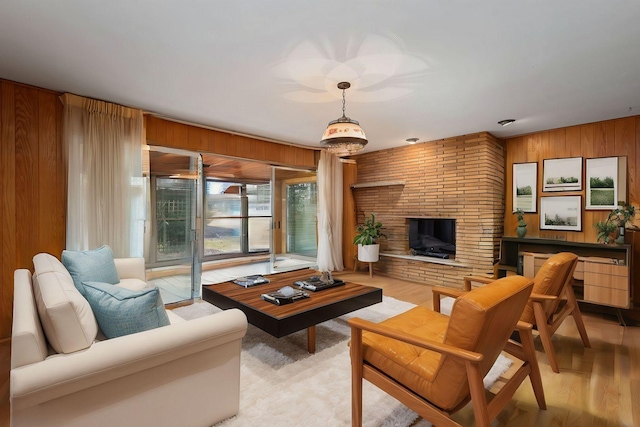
(62, 245), (120, 295)
(82, 281), (170, 339)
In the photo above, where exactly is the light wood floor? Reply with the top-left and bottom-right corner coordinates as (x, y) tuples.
(2, 271), (638, 427)
(335, 271), (640, 427)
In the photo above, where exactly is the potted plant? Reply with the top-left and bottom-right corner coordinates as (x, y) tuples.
(609, 201), (636, 244)
(515, 209), (527, 238)
(595, 201), (636, 244)
(353, 214), (386, 262)
(595, 220), (617, 244)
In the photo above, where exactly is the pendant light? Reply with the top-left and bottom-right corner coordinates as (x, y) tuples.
(320, 82), (368, 155)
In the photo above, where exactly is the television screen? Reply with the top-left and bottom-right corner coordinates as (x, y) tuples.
(408, 218), (456, 254)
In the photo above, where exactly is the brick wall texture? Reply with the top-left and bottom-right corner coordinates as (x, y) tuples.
(352, 132), (505, 289)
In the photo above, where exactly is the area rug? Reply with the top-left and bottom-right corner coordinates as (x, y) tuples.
(173, 297), (512, 427)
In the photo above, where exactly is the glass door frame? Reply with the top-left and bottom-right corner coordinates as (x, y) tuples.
(147, 146), (203, 301)
(270, 166), (317, 269)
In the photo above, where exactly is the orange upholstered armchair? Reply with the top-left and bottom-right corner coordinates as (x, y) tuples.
(441, 252), (591, 373)
(349, 276), (546, 427)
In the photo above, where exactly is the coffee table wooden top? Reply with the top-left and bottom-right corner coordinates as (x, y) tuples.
(202, 269), (382, 338)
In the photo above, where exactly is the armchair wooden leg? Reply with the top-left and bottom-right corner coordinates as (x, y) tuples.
(351, 326), (364, 427)
(533, 302), (560, 373)
(465, 361), (490, 427)
(564, 285), (591, 348)
(520, 327), (547, 409)
(571, 305), (591, 348)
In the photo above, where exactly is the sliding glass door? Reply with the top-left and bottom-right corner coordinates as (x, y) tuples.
(286, 181), (317, 257)
(148, 147), (202, 304)
(271, 167), (317, 270)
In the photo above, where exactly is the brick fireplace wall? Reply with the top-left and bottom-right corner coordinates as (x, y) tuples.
(351, 132), (505, 288)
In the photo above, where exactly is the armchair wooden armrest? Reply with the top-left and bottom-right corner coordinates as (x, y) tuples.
(431, 286), (467, 313)
(529, 292), (559, 302)
(348, 317), (483, 363)
(463, 275), (494, 291)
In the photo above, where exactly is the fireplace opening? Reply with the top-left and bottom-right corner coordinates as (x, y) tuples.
(408, 218), (456, 259)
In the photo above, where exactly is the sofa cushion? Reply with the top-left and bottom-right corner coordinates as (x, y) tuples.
(62, 245), (120, 295)
(32, 253), (98, 354)
(82, 281), (170, 338)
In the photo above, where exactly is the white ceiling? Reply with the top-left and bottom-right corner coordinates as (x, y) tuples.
(1, 1), (639, 154)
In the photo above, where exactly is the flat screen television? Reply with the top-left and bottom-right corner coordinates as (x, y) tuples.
(408, 218), (456, 255)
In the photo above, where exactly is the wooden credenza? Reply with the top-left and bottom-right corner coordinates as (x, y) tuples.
(498, 237), (633, 309)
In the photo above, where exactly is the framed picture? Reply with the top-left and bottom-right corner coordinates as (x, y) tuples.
(586, 157), (618, 210)
(512, 162), (537, 212)
(542, 157), (582, 192)
(540, 196), (582, 231)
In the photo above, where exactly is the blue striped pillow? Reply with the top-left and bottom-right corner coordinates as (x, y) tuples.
(82, 282), (169, 339)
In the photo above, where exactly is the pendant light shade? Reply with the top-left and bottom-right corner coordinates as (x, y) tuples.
(320, 82), (368, 156)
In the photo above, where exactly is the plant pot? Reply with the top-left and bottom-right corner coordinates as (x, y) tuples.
(516, 225), (527, 238)
(615, 226), (626, 245)
(358, 244), (380, 262)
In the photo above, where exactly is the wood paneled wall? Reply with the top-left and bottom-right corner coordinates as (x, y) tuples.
(146, 115), (318, 169)
(1, 80), (65, 426)
(0, 80), (65, 340)
(351, 132), (505, 288)
(503, 116), (640, 242)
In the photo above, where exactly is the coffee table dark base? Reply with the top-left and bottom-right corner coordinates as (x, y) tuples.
(202, 271), (383, 353)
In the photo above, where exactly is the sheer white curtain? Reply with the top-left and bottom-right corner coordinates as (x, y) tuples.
(316, 150), (344, 271)
(61, 93), (145, 257)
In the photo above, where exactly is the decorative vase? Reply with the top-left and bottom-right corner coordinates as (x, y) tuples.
(615, 226), (626, 245)
(357, 244), (380, 262)
(516, 225), (527, 238)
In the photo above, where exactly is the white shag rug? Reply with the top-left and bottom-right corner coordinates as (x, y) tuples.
(173, 296), (511, 427)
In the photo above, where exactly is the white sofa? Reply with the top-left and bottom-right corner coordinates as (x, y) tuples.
(11, 253), (248, 427)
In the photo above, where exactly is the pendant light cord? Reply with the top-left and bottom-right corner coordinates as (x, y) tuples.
(342, 88), (346, 118)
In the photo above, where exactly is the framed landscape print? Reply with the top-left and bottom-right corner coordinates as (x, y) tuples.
(542, 157), (582, 192)
(512, 162), (537, 212)
(586, 157), (618, 210)
(540, 196), (582, 231)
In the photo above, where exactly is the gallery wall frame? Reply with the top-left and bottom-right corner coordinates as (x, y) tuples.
(586, 156), (626, 210)
(542, 157), (583, 192)
(540, 195), (582, 231)
(512, 162), (537, 212)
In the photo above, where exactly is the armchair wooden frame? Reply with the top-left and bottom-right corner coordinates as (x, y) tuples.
(436, 266), (591, 374)
(350, 296), (546, 427)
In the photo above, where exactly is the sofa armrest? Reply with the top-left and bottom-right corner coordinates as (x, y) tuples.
(11, 308), (247, 410)
(114, 257), (146, 281)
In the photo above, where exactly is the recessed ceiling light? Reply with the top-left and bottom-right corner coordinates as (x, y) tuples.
(406, 138), (419, 144)
(498, 119), (516, 127)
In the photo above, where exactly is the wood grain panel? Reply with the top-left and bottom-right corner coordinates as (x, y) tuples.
(145, 115), (317, 169)
(1, 80), (64, 342)
(581, 123), (595, 159)
(566, 126), (581, 157)
(342, 162), (357, 270)
(1, 82), (16, 340)
(38, 92), (61, 255)
(14, 86), (39, 274)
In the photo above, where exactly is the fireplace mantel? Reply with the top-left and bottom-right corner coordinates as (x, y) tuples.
(380, 252), (469, 268)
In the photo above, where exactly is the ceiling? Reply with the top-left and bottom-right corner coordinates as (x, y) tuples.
(1, 1), (639, 154)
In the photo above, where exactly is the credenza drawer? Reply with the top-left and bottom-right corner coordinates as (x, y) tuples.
(583, 271), (628, 291)
(583, 261), (628, 277)
(584, 285), (629, 308)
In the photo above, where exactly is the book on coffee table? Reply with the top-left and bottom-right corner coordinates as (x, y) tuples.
(261, 289), (309, 305)
(233, 275), (270, 287)
(294, 277), (345, 292)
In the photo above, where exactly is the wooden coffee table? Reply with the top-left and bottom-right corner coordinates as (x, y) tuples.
(202, 270), (382, 353)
